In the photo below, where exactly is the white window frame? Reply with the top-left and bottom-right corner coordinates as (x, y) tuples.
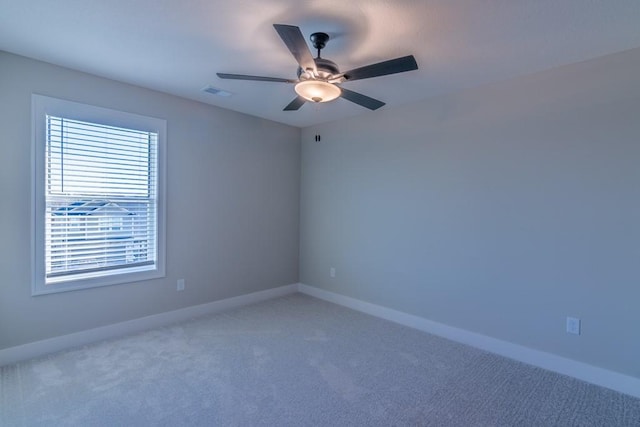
(31, 94), (166, 295)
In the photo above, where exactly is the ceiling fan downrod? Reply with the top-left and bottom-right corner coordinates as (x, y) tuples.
(310, 32), (329, 58)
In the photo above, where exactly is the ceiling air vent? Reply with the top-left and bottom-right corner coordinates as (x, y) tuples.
(202, 85), (232, 97)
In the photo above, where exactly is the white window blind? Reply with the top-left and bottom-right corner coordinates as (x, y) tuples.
(45, 115), (158, 284)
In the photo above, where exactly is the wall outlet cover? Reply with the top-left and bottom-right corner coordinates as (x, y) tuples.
(566, 316), (580, 335)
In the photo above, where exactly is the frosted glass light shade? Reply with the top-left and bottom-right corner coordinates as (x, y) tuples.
(294, 80), (341, 103)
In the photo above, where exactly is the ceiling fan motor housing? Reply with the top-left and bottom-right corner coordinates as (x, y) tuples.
(295, 32), (342, 82)
(297, 57), (340, 80)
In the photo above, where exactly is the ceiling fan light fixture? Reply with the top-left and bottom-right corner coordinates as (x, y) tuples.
(294, 80), (341, 103)
(217, 24), (418, 111)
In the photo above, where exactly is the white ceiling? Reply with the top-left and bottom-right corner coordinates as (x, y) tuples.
(2, 0), (640, 128)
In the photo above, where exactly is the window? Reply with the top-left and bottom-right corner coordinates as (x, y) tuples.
(32, 95), (166, 295)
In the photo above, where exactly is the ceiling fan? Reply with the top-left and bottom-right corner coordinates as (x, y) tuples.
(217, 24), (418, 111)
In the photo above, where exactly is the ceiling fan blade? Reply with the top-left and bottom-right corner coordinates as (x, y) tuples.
(339, 88), (385, 110)
(217, 73), (295, 83)
(273, 24), (317, 75)
(283, 96), (306, 111)
(342, 55), (418, 82)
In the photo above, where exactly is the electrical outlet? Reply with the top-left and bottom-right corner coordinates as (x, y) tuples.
(566, 317), (580, 335)
(177, 279), (185, 292)
(330, 267), (336, 278)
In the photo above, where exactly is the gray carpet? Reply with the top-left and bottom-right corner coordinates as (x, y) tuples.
(1, 293), (639, 426)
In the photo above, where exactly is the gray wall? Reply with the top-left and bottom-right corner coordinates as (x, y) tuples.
(300, 48), (640, 378)
(0, 51), (301, 350)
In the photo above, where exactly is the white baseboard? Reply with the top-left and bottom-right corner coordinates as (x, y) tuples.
(297, 283), (640, 399)
(0, 284), (298, 366)
(4, 282), (638, 399)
